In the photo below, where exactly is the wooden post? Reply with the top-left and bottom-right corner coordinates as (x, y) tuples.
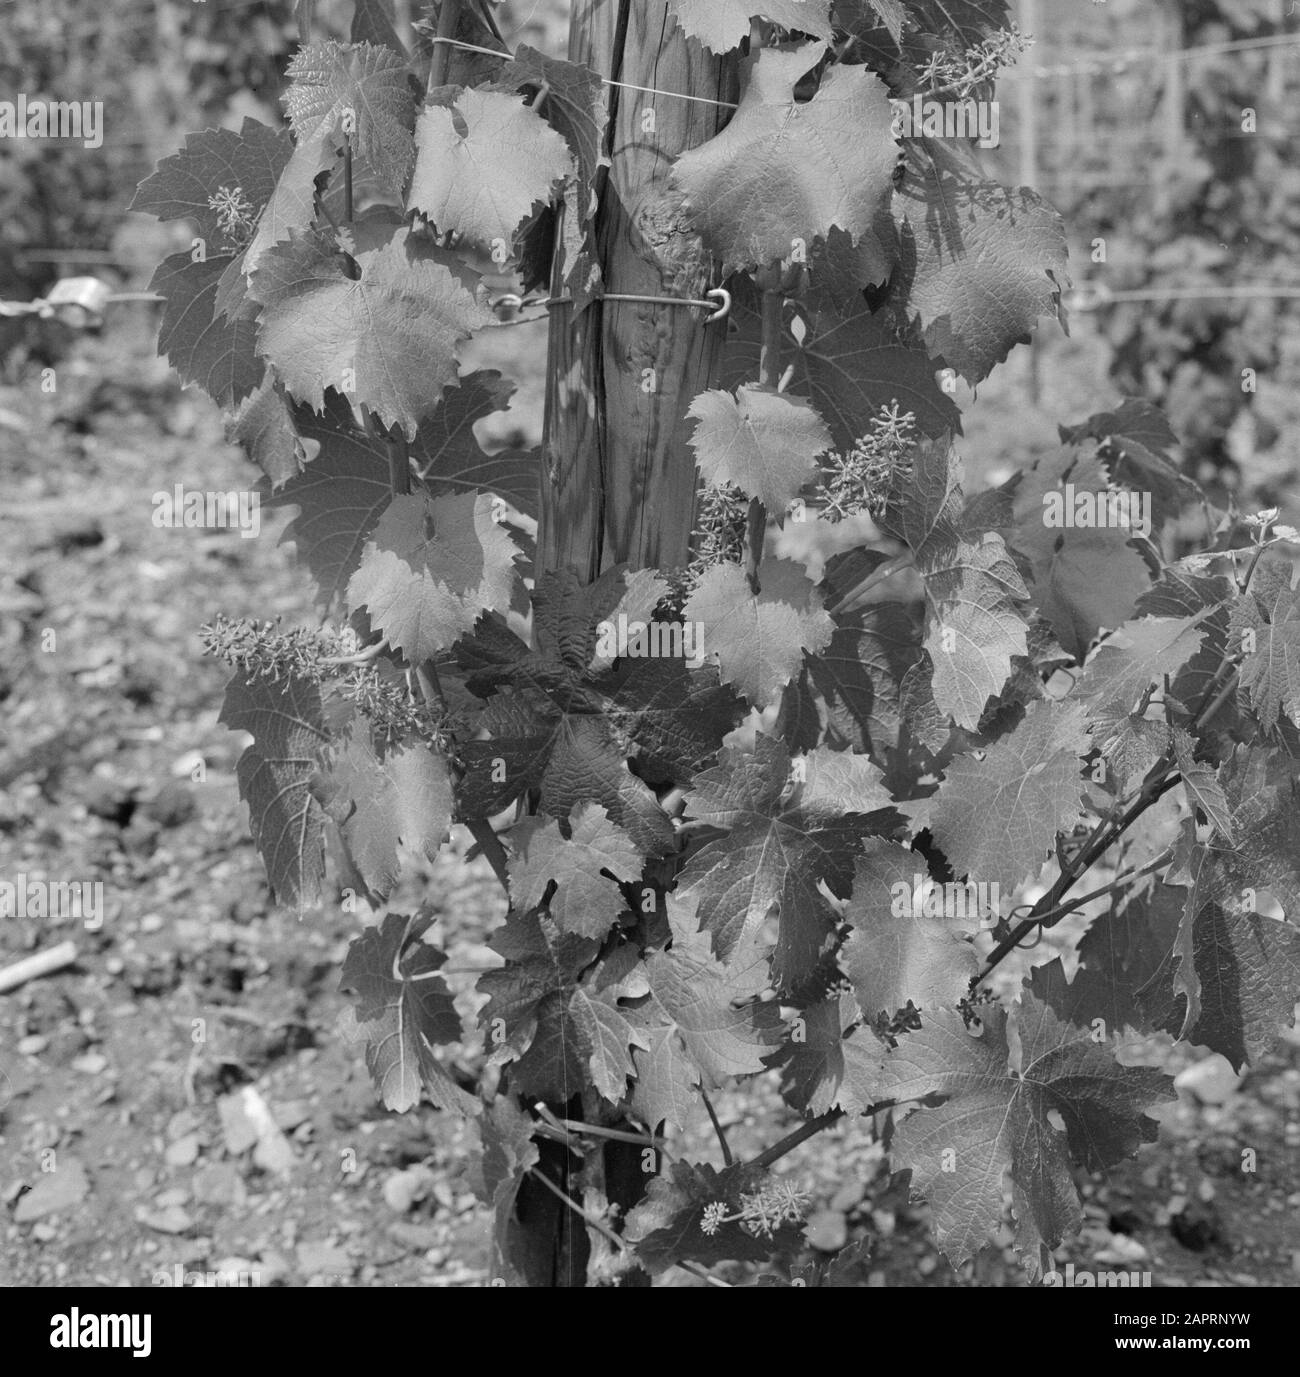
(538, 1), (740, 579)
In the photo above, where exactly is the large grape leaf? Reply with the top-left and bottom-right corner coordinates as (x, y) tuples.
(1074, 613), (1209, 721)
(244, 129), (337, 277)
(722, 284), (962, 445)
(218, 670), (330, 910)
(879, 441), (1030, 729)
(324, 727), (454, 899)
(411, 86), (575, 245)
(906, 700), (1090, 895)
(507, 804), (644, 941)
(688, 385), (831, 514)
(841, 838), (980, 1017)
(338, 912), (476, 1114)
(252, 227), (488, 439)
(1003, 450), (1150, 658)
(891, 168), (1067, 385)
(684, 559), (834, 710)
(677, 735), (895, 983)
(667, 0), (833, 53)
(351, 0), (403, 50)
(766, 991), (887, 1115)
(284, 40), (415, 197)
(872, 997), (1172, 1270)
(485, 45), (609, 221)
(1230, 561), (1300, 732)
(150, 252), (264, 406)
(673, 42), (898, 274)
(347, 490), (519, 661)
(129, 118), (291, 255)
(478, 912), (647, 1103)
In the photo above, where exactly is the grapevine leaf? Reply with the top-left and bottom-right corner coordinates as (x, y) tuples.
(832, 1), (909, 44)
(879, 441), (1030, 729)
(1074, 614), (1208, 720)
(218, 670), (330, 910)
(411, 87), (575, 245)
(1230, 561), (1300, 732)
(338, 912), (476, 1115)
(891, 169), (1068, 384)
(1134, 567), (1236, 728)
(873, 998), (1172, 1269)
(486, 46), (610, 221)
(284, 40), (415, 197)
(347, 490), (519, 661)
(687, 385), (832, 514)
(767, 992), (886, 1115)
(667, 0), (833, 53)
(351, 0), (403, 50)
(507, 804), (644, 941)
(1004, 450), (1150, 658)
(905, 0), (1011, 48)
(677, 735), (894, 983)
(470, 1097), (538, 1287)
(802, 223), (899, 315)
(150, 252), (264, 407)
(673, 42), (898, 274)
(1170, 728), (1235, 841)
(324, 728), (454, 899)
(684, 559), (834, 710)
(244, 129), (337, 277)
(1059, 399), (1198, 522)
(230, 380), (317, 489)
(252, 226), (489, 439)
(129, 118), (291, 254)
(905, 700), (1090, 894)
(841, 838), (980, 1017)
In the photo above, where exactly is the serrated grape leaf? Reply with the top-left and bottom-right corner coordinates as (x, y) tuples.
(219, 670), (330, 910)
(486, 46), (609, 222)
(230, 379), (318, 489)
(507, 804), (644, 941)
(284, 40), (415, 197)
(684, 559), (834, 710)
(802, 222), (899, 316)
(478, 911), (647, 1103)
(1133, 567), (1237, 730)
(688, 385), (831, 513)
(347, 490), (518, 660)
(872, 998), (1172, 1269)
(244, 129), (337, 277)
(1059, 398), (1197, 522)
(667, 0), (833, 53)
(411, 87), (575, 245)
(722, 282), (962, 446)
(338, 911), (476, 1114)
(252, 226), (488, 439)
(891, 169), (1067, 385)
(351, 0), (403, 50)
(905, 0), (1010, 47)
(832, 0), (909, 43)
(1230, 561), (1300, 732)
(766, 991), (887, 1115)
(1074, 613), (1208, 720)
(841, 838), (979, 1017)
(1169, 727), (1234, 841)
(1004, 450), (1150, 658)
(324, 727), (454, 899)
(150, 252), (264, 406)
(673, 42), (897, 274)
(879, 441), (1030, 729)
(469, 1096), (537, 1285)
(677, 735), (894, 983)
(130, 118), (291, 255)
(905, 700), (1090, 894)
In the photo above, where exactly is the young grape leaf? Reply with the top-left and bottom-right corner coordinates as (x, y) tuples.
(218, 670), (330, 909)
(684, 559), (834, 710)
(677, 734), (895, 983)
(486, 45), (609, 221)
(324, 726), (454, 899)
(841, 838), (980, 1017)
(243, 129), (337, 277)
(129, 118), (291, 254)
(252, 227), (489, 439)
(507, 804), (644, 941)
(338, 911), (476, 1115)
(1074, 613), (1208, 720)
(1133, 567), (1236, 729)
(687, 385), (832, 514)
(410, 87), (575, 246)
(347, 490), (519, 661)
(150, 252), (265, 407)
(891, 168), (1068, 385)
(284, 40), (415, 197)
(905, 700), (1090, 895)
(1230, 561), (1300, 732)
(673, 42), (897, 275)
(879, 441), (1030, 729)
(872, 998), (1172, 1270)
(230, 379), (317, 489)
(667, 0), (833, 54)
(1003, 449), (1150, 658)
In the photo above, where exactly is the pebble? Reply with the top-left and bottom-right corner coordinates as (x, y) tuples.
(14, 1158), (90, 1222)
(71, 1052), (108, 1075)
(164, 1134), (200, 1168)
(17, 1035), (49, 1057)
(32, 1223), (58, 1243)
(384, 1165), (435, 1214)
(137, 1205), (194, 1235)
(804, 1208), (848, 1253)
(139, 914), (164, 934)
(1174, 1056), (1241, 1105)
(154, 1187), (191, 1209)
(295, 1240), (352, 1276)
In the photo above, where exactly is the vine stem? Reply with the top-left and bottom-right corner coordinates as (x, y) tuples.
(747, 1111), (842, 1171)
(745, 267), (786, 594)
(701, 1089), (734, 1166)
(428, 0), (461, 93)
